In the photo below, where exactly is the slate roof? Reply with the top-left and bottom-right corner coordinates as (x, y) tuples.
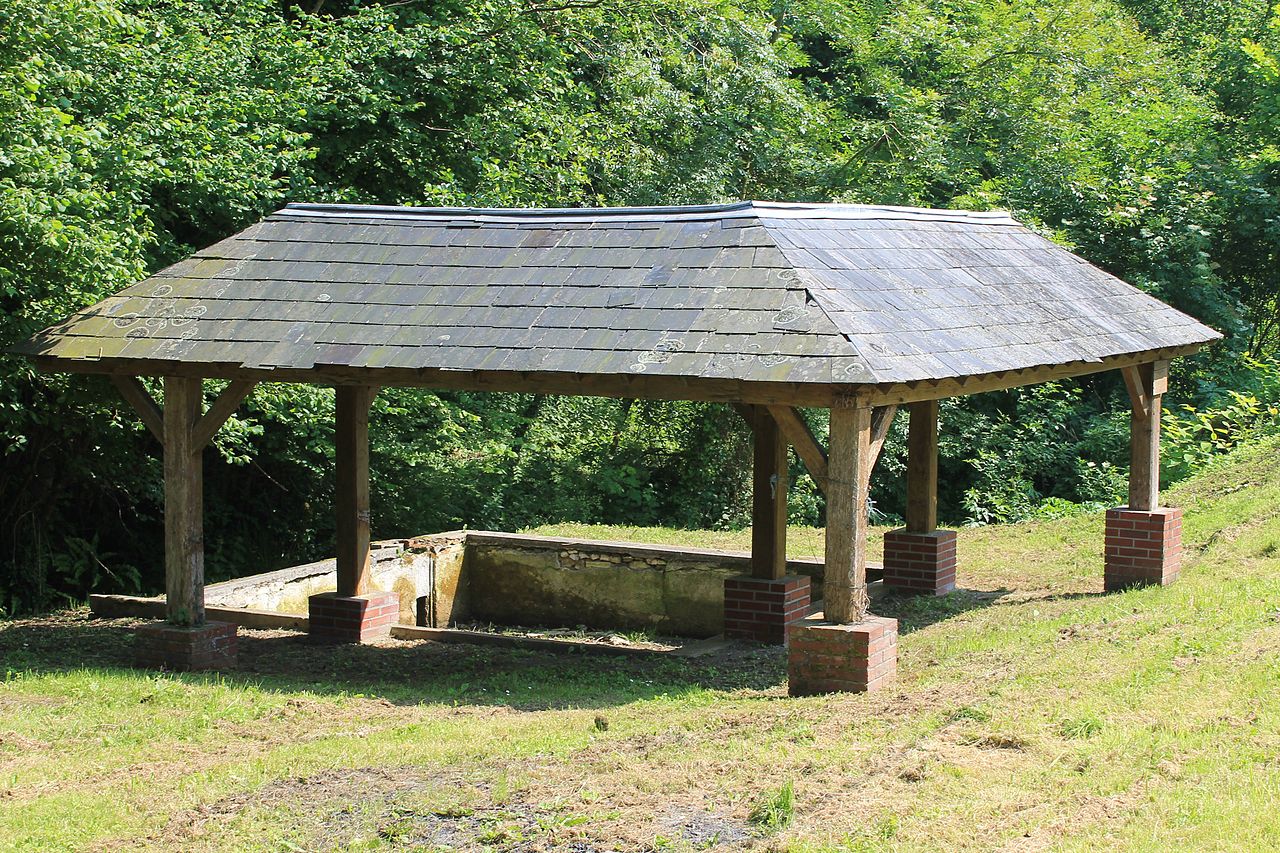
(17, 201), (1220, 386)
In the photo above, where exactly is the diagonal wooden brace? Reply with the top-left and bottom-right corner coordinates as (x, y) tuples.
(110, 376), (163, 442)
(191, 381), (257, 451)
(110, 377), (258, 452)
(765, 405), (829, 493)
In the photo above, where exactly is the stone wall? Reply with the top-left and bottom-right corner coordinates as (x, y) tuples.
(204, 530), (831, 638)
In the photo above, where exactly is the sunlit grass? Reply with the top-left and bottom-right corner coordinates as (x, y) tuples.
(2, 436), (1279, 850)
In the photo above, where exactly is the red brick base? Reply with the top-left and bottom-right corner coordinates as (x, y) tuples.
(883, 529), (957, 595)
(1105, 507), (1182, 591)
(723, 575), (811, 644)
(308, 591), (400, 643)
(135, 620), (238, 671)
(787, 614), (898, 695)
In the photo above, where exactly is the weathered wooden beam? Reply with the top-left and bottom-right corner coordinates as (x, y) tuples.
(730, 402), (755, 425)
(1126, 361), (1167, 511)
(905, 399), (939, 532)
(191, 380), (258, 451)
(824, 400), (872, 623)
(35, 343), (1205, 408)
(38, 357), (851, 407)
(750, 405), (789, 580)
(163, 376), (204, 626)
(110, 375), (163, 443)
(335, 385), (376, 597)
(861, 345), (1200, 406)
(766, 405), (829, 492)
(1120, 366), (1149, 417)
(868, 404), (897, 470)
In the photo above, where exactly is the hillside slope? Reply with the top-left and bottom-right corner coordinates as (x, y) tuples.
(2, 437), (1279, 851)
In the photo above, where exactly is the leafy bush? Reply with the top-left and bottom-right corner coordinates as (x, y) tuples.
(1163, 357), (1280, 480)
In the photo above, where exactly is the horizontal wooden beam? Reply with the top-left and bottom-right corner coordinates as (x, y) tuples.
(109, 375), (163, 442)
(191, 380), (257, 451)
(861, 345), (1202, 406)
(36, 344), (1206, 409)
(39, 357), (848, 407)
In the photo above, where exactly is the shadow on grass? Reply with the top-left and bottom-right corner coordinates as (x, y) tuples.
(2, 584), (1046, 709)
(0, 611), (788, 710)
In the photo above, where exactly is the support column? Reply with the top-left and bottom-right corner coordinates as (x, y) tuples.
(335, 385), (374, 597)
(750, 405), (788, 581)
(310, 385), (398, 642)
(884, 399), (957, 596)
(135, 376), (237, 671)
(1106, 362), (1181, 590)
(788, 400), (897, 694)
(725, 405), (810, 643)
(164, 376), (204, 626)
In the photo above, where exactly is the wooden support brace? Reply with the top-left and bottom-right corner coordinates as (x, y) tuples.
(110, 376), (163, 442)
(191, 381), (258, 451)
(766, 405), (829, 493)
(866, 405), (897, 479)
(335, 385), (377, 597)
(824, 400), (872, 623)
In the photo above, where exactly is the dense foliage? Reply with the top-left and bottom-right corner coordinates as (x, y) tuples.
(1, 0), (1277, 612)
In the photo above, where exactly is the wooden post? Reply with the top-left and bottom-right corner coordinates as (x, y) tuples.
(751, 405), (789, 580)
(824, 400), (872, 623)
(163, 376), (204, 626)
(335, 385), (376, 597)
(905, 399), (939, 532)
(1124, 362), (1166, 511)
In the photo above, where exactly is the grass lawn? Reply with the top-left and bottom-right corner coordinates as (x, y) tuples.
(3, 437), (1280, 851)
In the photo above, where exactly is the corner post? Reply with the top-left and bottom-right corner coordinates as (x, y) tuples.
(724, 404), (810, 644)
(788, 398), (897, 695)
(823, 400), (872, 623)
(884, 398), (957, 595)
(311, 385), (398, 643)
(136, 376), (238, 671)
(335, 385), (375, 597)
(1107, 361), (1181, 590)
(751, 405), (788, 580)
(163, 376), (204, 626)
(905, 399), (939, 533)
(1127, 362), (1164, 512)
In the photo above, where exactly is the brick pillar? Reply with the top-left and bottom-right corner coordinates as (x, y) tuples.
(1104, 507), (1182, 591)
(723, 575), (811, 644)
(135, 620), (237, 671)
(882, 528), (957, 595)
(308, 591), (400, 643)
(787, 614), (898, 695)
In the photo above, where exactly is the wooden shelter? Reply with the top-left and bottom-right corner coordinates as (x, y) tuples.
(16, 201), (1221, 690)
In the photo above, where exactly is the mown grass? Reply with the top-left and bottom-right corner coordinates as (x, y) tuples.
(3, 436), (1280, 851)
